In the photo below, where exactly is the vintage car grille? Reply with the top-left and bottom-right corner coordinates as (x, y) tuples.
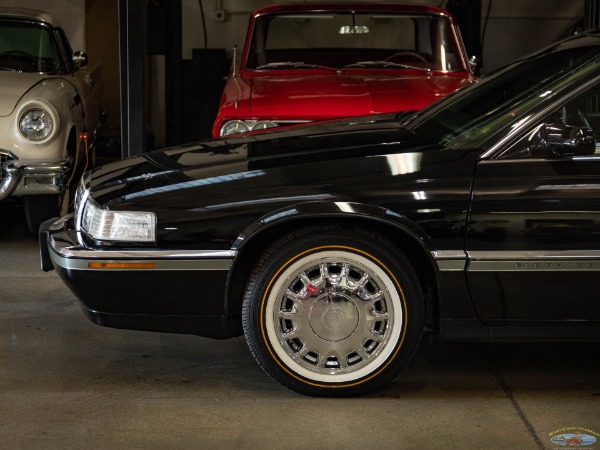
(0, 151), (15, 184)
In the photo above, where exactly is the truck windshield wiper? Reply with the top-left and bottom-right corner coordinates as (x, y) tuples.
(344, 61), (430, 72)
(255, 61), (338, 71)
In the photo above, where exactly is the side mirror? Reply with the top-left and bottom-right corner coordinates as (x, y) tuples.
(542, 123), (595, 157)
(72, 51), (88, 70)
(469, 55), (480, 73)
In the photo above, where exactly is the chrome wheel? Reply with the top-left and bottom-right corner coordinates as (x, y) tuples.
(264, 250), (403, 383)
(243, 226), (424, 396)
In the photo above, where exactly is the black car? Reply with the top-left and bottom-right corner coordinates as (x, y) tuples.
(41, 30), (600, 397)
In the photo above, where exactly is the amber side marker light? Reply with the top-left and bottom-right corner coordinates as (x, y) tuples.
(88, 262), (156, 269)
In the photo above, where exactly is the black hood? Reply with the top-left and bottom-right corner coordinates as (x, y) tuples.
(89, 113), (437, 204)
(83, 113), (481, 249)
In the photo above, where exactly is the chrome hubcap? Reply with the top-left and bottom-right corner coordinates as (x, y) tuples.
(266, 250), (402, 382)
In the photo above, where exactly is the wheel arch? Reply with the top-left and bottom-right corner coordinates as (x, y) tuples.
(225, 202), (441, 330)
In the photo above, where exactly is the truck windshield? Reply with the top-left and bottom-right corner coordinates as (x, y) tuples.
(247, 11), (467, 72)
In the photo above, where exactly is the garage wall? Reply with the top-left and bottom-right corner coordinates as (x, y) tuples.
(480, 0), (584, 73)
(2, 0), (86, 51)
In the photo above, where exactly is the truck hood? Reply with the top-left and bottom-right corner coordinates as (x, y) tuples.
(0, 72), (47, 116)
(246, 72), (471, 118)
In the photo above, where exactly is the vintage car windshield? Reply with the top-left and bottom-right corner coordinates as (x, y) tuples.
(246, 11), (466, 72)
(405, 32), (600, 150)
(0, 21), (64, 73)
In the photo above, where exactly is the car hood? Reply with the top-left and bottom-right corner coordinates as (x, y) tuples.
(246, 72), (471, 118)
(89, 113), (471, 208)
(0, 72), (47, 117)
(86, 113), (482, 248)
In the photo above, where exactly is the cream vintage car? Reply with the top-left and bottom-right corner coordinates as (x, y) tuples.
(0, 7), (104, 235)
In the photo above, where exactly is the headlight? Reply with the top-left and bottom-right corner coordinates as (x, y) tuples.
(220, 119), (278, 136)
(252, 120), (278, 131)
(220, 120), (251, 136)
(81, 197), (156, 243)
(19, 108), (54, 141)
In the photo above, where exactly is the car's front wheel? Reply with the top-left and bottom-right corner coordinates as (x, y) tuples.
(242, 226), (424, 396)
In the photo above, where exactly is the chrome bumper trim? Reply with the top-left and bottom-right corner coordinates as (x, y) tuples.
(48, 226), (236, 272)
(1, 158), (72, 199)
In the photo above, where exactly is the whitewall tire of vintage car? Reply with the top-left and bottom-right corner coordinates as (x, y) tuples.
(242, 226), (424, 396)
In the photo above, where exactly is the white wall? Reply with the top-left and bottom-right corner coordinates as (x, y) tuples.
(2, 0), (86, 51)
(480, 0), (584, 73)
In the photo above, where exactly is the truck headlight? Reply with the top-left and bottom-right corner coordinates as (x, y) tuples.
(81, 198), (156, 243)
(220, 119), (278, 136)
(19, 108), (55, 141)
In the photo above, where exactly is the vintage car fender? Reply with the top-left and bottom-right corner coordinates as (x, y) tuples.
(0, 76), (85, 200)
(225, 200), (442, 315)
(13, 77), (84, 160)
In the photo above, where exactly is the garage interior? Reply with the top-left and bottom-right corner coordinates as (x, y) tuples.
(1, 0), (600, 448)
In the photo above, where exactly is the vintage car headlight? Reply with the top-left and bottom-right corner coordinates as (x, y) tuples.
(81, 197), (156, 243)
(19, 108), (55, 141)
(220, 119), (278, 136)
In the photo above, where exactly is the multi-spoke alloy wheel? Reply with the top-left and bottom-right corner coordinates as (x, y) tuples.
(243, 226), (424, 396)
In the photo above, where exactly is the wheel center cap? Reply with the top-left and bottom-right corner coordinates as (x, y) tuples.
(309, 295), (359, 342)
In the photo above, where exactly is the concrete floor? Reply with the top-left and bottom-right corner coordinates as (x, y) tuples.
(1, 200), (599, 450)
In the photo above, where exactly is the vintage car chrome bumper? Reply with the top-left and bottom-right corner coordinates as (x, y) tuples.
(0, 156), (71, 200)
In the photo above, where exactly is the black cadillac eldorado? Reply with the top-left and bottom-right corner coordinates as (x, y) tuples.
(40, 30), (600, 396)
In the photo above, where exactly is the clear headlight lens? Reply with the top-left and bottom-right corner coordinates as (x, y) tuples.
(252, 120), (278, 131)
(220, 120), (251, 136)
(19, 108), (54, 141)
(220, 119), (278, 136)
(81, 198), (156, 243)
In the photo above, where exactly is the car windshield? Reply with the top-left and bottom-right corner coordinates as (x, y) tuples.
(0, 21), (64, 73)
(246, 11), (466, 72)
(404, 32), (600, 150)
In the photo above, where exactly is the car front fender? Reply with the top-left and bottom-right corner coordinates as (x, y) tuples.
(232, 200), (436, 253)
(224, 201), (442, 317)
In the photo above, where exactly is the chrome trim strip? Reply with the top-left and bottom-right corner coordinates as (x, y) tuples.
(467, 250), (600, 271)
(430, 250), (467, 271)
(468, 250), (600, 260)
(432, 250), (600, 272)
(431, 250), (467, 259)
(50, 251), (234, 271)
(49, 233), (236, 271)
(469, 260), (600, 271)
(436, 260), (466, 271)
